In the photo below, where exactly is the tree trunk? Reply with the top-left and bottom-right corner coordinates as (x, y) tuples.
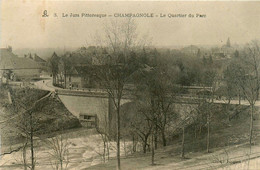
(148, 137), (151, 152)
(151, 133), (155, 165)
(194, 125), (197, 139)
(57, 75), (59, 85)
(199, 125), (202, 137)
(106, 136), (110, 161)
(60, 160), (63, 170)
(154, 126), (158, 150)
(143, 143), (147, 153)
(132, 135), (136, 153)
(238, 89), (241, 105)
(249, 104), (254, 146)
(161, 130), (166, 147)
(124, 138), (126, 157)
(53, 75), (56, 85)
(143, 136), (149, 153)
(207, 116), (210, 153)
(30, 113), (35, 170)
(64, 71), (67, 89)
(103, 138), (106, 162)
(23, 143), (27, 170)
(181, 127), (185, 158)
(116, 103), (121, 170)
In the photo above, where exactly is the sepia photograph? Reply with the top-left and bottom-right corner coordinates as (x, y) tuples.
(1, 0), (260, 169)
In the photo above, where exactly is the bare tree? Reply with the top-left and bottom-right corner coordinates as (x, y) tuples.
(59, 55), (72, 89)
(93, 18), (145, 170)
(48, 52), (60, 85)
(44, 134), (70, 170)
(130, 101), (153, 154)
(234, 41), (260, 160)
(95, 98), (112, 162)
(9, 88), (52, 170)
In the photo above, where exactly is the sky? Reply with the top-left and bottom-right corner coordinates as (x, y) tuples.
(1, 0), (260, 49)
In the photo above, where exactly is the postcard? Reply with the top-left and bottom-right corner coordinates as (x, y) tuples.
(1, 1), (260, 170)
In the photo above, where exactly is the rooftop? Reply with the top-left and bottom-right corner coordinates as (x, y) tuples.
(0, 48), (41, 70)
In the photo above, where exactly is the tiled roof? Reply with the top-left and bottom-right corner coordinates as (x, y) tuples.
(0, 48), (40, 70)
(69, 52), (92, 65)
(34, 55), (46, 63)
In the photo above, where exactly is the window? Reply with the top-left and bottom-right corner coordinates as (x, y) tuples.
(84, 115), (91, 120)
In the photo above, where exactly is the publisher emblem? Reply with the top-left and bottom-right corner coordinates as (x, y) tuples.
(42, 10), (49, 17)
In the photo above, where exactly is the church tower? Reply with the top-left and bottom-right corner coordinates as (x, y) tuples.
(226, 37), (231, 47)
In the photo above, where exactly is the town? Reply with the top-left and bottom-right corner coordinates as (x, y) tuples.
(1, 35), (260, 170)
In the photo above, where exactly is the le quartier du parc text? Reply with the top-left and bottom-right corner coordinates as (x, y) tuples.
(61, 12), (207, 18)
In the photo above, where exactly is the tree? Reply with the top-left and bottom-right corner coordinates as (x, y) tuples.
(44, 134), (70, 170)
(236, 40), (260, 149)
(132, 90), (157, 165)
(59, 55), (72, 88)
(95, 99), (112, 162)
(179, 107), (198, 158)
(196, 85), (215, 153)
(133, 62), (178, 148)
(131, 60), (182, 165)
(48, 52), (60, 85)
(94, 18), (147, 170)
(223, 63), (243, 106)
(130, 102), (153, 154)
(9, 88), (52, 170)
(205, 102), (213, 153)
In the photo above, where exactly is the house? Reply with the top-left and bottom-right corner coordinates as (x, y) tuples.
(33, 54), (47, 68)
(0, 47), (41, 81)
(182, 45), (200, 56)
(54, 46), (111, 89)
(218, 38), (235, 58)
(55, 50), (92, 89)
(79, 113), (98, 128)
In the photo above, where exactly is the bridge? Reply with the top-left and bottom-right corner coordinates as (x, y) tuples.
(55, 88), (204, 128)
(34, 79), (258, 129)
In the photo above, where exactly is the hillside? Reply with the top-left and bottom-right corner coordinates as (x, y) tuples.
(0, 86), (81, 147)
(86, 103), (258, 170)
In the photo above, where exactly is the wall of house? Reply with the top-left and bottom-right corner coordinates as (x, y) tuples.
(65, 76), (82, 89)
(12, 69), (41, 79)
(64, 75), (99, 89)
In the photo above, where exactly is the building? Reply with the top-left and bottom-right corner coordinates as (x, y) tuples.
(32, 54), (47, 68)
(79, 113), (98, 128)
(182, 45), (200, 56)
(0, 47), (41, 81)
(54, 46), (111, 89)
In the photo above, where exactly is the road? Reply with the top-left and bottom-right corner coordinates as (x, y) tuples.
(34, 78), (58, 92)
(34, 78), (108, 94)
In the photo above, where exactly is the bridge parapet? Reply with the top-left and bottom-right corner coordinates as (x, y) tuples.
(57, 89), (109, 98)
(56, 89), (135, 100)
